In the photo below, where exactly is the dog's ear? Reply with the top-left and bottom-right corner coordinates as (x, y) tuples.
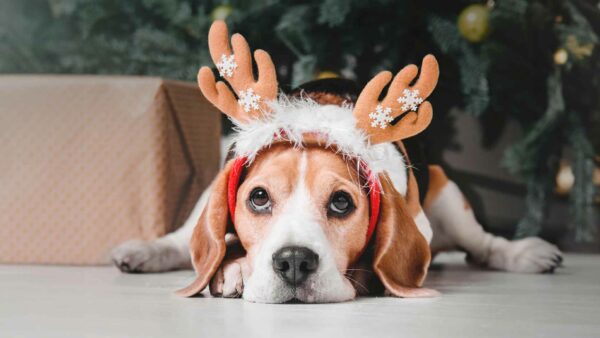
(176, 161), (234, 297)
(372, 175), (437, 298)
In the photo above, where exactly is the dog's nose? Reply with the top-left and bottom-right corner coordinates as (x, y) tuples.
(272, 246), (319, 286)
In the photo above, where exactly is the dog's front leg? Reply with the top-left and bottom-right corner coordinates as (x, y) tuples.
(111, 187), (211, 273)
(209, 256), (250, 298)
(111, 236), (192, 273)
(207, 235), (250, 298)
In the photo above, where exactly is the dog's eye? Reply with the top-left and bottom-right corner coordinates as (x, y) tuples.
(328, 191), (354, 217)
(249, 187), (271, 213)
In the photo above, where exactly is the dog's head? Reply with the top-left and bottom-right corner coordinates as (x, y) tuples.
(177, 21), (439, 303)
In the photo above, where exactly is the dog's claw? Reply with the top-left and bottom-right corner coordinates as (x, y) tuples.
(114, 259), (132, 272)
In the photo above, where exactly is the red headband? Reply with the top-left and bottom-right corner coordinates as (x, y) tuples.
(227, 155), (381, 251)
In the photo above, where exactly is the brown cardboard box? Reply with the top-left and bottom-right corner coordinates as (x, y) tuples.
(0, 76), (221, 265)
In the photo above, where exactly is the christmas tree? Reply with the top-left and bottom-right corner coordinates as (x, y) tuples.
(1, 0), (598, 242)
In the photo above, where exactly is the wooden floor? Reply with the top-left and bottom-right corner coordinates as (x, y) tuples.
(1, 253), (599, 338)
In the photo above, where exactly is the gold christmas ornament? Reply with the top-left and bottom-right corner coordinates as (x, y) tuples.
(553, 48), (568, 65)
(315, 71), (340, 80)
(210, 4), (233, 21)
(555, 161), (575, 195)
(458, 4), (490, 43)
(593, 166), (600, 186)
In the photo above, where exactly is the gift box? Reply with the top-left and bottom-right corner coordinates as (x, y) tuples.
(0, 76), (221, 265)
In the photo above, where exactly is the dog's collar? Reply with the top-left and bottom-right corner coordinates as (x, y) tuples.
(227, 155), (381, 253)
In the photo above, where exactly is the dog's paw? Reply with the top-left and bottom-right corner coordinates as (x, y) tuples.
(111, 240), (153, 273)
(487, 237), (563, 273)
(111, 239), (188, 273)
(209, 258), (246, 298)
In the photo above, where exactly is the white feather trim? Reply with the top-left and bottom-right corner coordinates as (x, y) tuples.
(230, 96), (408, 196)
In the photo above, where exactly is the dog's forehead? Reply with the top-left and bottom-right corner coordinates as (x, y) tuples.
(244, 143), (360, 184)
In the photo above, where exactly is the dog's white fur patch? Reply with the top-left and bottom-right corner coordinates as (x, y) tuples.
(243, 151), (356, 303)
(231, 97), (408, 196)
(414, 210), (432, 244)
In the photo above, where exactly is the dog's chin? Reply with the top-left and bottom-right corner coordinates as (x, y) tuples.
(294, 278), (356, 303)
(242, 273), (356, 304)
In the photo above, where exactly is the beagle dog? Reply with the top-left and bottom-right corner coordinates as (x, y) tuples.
(111, 21), (562, 303)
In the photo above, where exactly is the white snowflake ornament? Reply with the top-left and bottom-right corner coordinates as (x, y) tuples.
(397, 89), (423, 112)
(216, 54), (237, 78)
(369, 104), (393, 129)
(237, 88), (261, 113)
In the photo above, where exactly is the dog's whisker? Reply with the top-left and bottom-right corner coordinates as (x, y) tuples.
(345, 268), (373, 273)
(344, 274), (369, 293)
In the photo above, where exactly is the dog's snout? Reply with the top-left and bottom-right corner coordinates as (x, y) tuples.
(272, 246), (319, 286)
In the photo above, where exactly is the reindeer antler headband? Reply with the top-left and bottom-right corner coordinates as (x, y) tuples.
(199, 21), (438, 153)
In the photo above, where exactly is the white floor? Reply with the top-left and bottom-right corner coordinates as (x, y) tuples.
(1, 253), (599, 338)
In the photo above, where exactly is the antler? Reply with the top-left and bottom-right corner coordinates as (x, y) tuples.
(354, 55), (439, 144)
(198, 20), (278, 123)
